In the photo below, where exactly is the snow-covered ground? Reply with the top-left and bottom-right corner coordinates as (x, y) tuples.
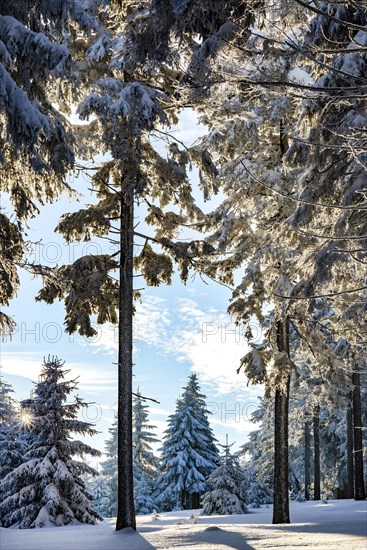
(2, 500), (366, 550)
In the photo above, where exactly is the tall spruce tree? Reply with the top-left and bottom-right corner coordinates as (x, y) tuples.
(174, 0), (367, 521)
(167, 0), (310, 524)
(156, 374), (220, 511)
(0, 357), (102, 528)
(35, 0), (218, 530)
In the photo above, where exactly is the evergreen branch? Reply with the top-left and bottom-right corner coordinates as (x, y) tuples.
(194, 269), (235, 291)
(97, 235), (120, 244)
(144, 199), (205, 229)
(240, 161), (367, 211)
(254, 12), (367, 85)
(274, 285), (367, 300)
(238, 77), (367, 94)
(293, 0), (367, 31)
(295, 227), (367, 241)
(350, 253), (367, 265)
(151, 129), (191, 152)
(334, 248), (367, 253)
(289, 319), (316, 359)
(134, 231), (159, 244)
(291, 135), (367, 152)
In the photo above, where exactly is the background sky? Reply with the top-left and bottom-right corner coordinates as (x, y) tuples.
(0, 110), (263, 466)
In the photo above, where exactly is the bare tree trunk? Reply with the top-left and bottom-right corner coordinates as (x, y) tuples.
(313, 405), (321, 501)
(116, 180), (136, 530)
(346, 404), (354, 499)
(272, 318), (291, 524)
(304, 418), (311, 501)
(352, 368), (366, 501)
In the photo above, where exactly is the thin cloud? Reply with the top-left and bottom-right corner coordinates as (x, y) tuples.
(89, 294), (257, 396)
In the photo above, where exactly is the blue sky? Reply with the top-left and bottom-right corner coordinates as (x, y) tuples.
(0, 111), (262, 465)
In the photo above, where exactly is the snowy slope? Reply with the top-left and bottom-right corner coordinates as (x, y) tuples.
(1, 500), (366, 550)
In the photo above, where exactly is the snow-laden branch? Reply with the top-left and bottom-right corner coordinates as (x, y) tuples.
(240, 160), (367, 211)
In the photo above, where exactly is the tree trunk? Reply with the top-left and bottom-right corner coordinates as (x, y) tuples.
(116, 180), (136, 530)
(352, 368), (366, 501)
(346, 404), (354, 499)
(181, 490), (190, 509)
(313, 405), (321, 501)
(191, 492), (200, 509)
(272, 318), (291, 524)
(304, 418), (311, 501)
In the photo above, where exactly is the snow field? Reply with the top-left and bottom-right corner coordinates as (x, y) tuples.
(1, 499), (366, 550)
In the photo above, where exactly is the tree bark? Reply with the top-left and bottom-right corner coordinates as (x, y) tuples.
(116, 179), (136, 530)
(304, 418), (311, 501)
(313, 405), (321, 501)
(352, 368), (366, 501)
(272, 318), (291, 524)
(346, 404), (354, 499)
(191, 492), (200, 509)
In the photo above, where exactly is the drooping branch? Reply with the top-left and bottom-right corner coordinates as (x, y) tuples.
(274, 285), (367, 301)
(240, 161), (367, 211)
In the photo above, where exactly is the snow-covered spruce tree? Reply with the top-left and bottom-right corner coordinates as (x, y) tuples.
(0, 375), (18, 432)
(140, 0), (367, 512)
(243, 464), (273, 508)
(176, 0), (367, 521)
(156, 374), (220, 511)
(0, 376), (24, 482)
(0, 1), (104, 334)
(132, 390), (159, 514)
(169, 0), (316, 524)
(0, 357), (102, 528)
(100, 418), (118, 517)
(281, 3), (367, 340)
(240, 329), (361, 503)
(267, 10), (367, 499)
(201, 438), (248, 515)
(134, 475), (156, 516)
(34, 0), (221, 530)
(98, 393), (159, 517)
(85, 475), (111, 518)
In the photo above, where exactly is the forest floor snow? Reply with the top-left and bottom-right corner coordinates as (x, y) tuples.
(1, 499), (366, 550)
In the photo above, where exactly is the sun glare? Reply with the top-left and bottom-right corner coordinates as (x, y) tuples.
(20, 411), (34, 429)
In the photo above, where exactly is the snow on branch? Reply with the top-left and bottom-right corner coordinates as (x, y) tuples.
(237, 349), (266, 384)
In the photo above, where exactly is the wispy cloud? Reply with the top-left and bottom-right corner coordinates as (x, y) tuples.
(89, 295), (258, 396)
(171, 298), (253, 395)
(1, 353), (44, 381)
(88, 295), (173, 355)
(150, 407), (172, 417)
(1, 353), (117, 396)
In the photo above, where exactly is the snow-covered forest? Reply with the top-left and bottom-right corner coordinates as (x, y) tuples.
(0, 0), (366, 548)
